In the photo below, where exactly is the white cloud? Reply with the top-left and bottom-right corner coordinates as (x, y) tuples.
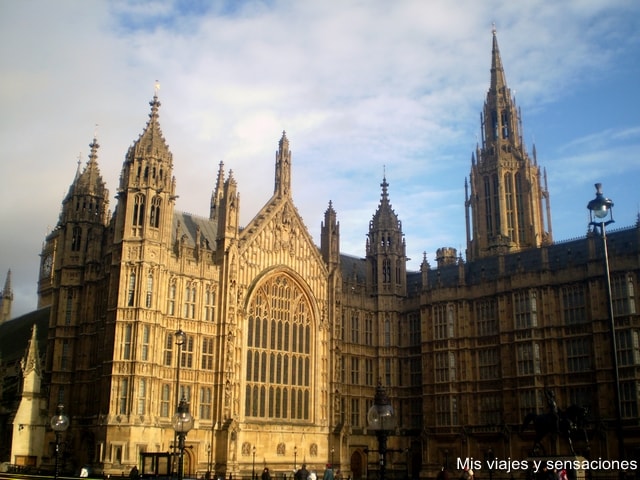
(1, 0), (639, 317)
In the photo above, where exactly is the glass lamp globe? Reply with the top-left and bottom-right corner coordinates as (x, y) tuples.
(587, 183), (614, 221)
(367, 385), (397, 432)
(173, 399), (194, 434)
(51, 404), (70, 432)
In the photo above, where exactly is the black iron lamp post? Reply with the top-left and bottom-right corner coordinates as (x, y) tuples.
(173, 397), (194, 480)
(173, 329), (187, 477)
(51, 403), (70, 480)
(175, 329), (186, 407)
(367, 384), (397, 480)
(294, 446), (298, 471)
(587, 183), (624, 463)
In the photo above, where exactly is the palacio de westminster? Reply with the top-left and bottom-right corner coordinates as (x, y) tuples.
(1, 30), (639, 480)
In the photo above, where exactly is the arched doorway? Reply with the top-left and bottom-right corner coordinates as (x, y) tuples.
(350, 450), (365, 480)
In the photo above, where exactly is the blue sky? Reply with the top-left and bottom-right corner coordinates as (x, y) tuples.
(1, 0), (639, 317)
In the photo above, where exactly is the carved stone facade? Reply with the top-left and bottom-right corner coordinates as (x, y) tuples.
(9, 30), (638, 478)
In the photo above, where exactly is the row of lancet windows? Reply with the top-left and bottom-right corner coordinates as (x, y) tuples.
(124, 268), (217, 318)
(490, 109), (510, 140)
(115, 378), (214, 420)
(137, 164), (164, 182)
(483, 172), (525, 242)
(372, 258), (403, 285)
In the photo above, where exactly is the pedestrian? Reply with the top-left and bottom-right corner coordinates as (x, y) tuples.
(262, 468), (271, 480)
(129, 466), (140, 480)
(323, 465), (334, 480)
(460, 467), (470, 480)
(295, 464), (309, 480)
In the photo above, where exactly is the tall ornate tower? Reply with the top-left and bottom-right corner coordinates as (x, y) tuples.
(465, 28), (552, 261)
(42, 136), (110, 412)
(113, 93), (176, 245)
(366, 175), (407, 296)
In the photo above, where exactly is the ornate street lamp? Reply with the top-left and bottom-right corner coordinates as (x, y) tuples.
(587, 183), (624, 463)
(51, 403), (70, 480)
(294, 445), (298, 470)
(173, 397), (194, 480)
(367, 384), (397, 480)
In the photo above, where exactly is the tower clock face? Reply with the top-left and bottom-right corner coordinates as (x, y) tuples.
(42, 254), (53, 276)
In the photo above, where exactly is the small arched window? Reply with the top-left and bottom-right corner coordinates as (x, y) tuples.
(133, 194), (145, 227)
(71, 226), (82, 251)
(150, 196), (161, 228)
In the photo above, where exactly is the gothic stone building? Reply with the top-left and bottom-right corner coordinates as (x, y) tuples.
(15, 30), (640, 478)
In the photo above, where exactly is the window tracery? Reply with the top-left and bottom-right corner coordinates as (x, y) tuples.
(245, 273), (312, 420)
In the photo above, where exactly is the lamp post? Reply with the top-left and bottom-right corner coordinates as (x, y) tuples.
(367, 384), (397, 480)
(175, 329), (186, 408)
(173, 397), (194, 480)
(587, 183), (624, 463)
(174, 329), (186, 477)
(252, 445), (256, 480)
(331, 447), (334, 467)
(51, 403), (69, 480)
(294, 446), (298, 471)
(207, 443), (212, 480)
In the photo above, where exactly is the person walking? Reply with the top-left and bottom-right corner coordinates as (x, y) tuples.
(323, 465), (334, 480)
(295, 464), (310, 480)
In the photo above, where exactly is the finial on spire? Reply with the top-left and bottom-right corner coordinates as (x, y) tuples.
(154, 80), (160, 97)
(492, 22), (497, 35)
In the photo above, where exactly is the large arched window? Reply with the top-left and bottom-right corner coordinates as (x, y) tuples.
(245, 273), (312, 421)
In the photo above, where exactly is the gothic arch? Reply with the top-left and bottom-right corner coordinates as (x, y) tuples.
(242, 268), (318, 422)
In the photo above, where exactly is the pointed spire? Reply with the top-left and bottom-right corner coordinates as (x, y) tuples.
(127, 92), (171, 162)
(274, 130), (291, 197)
(321, 200), (340, 266)
(372, 173), (397, 226)
(3, 269), (12, 295)
(490, 25), (507, 95)
(380, 174), (390, 204)
(21, 325), (41, 376)
(211, 161), (225, 220)
(324, 200), (337, 216)
(77, 137), (105, 194)
(59, 134), (110, 226)
(0, 269), (13, 323)
(74, 152), (82, 181)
